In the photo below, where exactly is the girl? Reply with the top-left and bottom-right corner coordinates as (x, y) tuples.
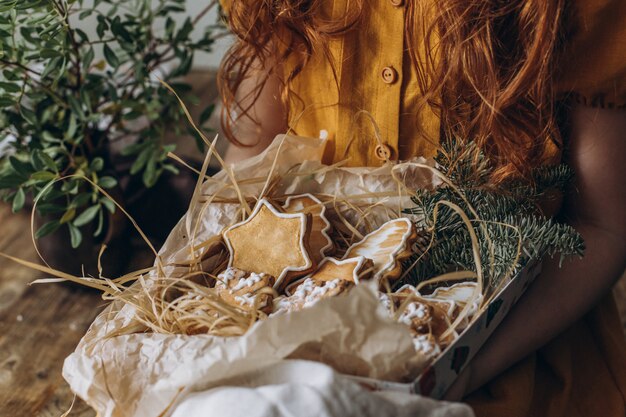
(217, 1), (626, 415)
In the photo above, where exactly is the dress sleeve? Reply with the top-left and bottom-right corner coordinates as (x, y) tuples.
(555, 0), (626, 108)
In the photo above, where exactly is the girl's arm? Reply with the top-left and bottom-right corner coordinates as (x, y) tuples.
(223, 62), (287, 164)
(446, 104), (626, 399)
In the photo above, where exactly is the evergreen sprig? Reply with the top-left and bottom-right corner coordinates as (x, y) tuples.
(400, 139), (585, 291)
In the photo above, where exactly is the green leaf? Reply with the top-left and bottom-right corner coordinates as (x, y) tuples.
(30, 171), (57, 181)
(38, 151), (58, 172)
(103, 44), (120, 68)
(9, 156), (32, 177)
(82, 47), (95, 71)
(0, 81), (21, 93)
(41, 57), (61, 80)
(12, 187), (25, 212)
(71, 192), (92, 208)
(0, 95), (15, 106)
(100, 196), (115, 213)
(40, 49), (63, 58)
(67, 95), (85, 120)
(66, 113), (78, 139)
(60, 207), (76, 224)
(78, 9), (92, 19)
(143, 157), (158, 188)
(35, 220), (61, 239)
(130, 146), (152, 175)
(36, 203), (66, 214)
(90, 157), (104, 172)
(20, 107), (37, 125)
(0, 173), (25, 189)
(0, 1), (17, 14)
(98, 176), (117, 189)
(73, 204), (100, 227)
(68, 224), (82, 249)
(94, 209), (104, 237)
(199, 104), (215, 125)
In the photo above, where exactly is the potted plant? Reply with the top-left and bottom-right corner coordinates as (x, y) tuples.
(0, 0), (224, 274)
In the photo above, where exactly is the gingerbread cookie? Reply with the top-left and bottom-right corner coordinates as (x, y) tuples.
(282, 194), (334, 263)
(215, 267), (275, 313)
(305, 256), (373, 285)
(343, 218), (417, 282)
(273, 277), (354, 314)
(427, 282), (482, 330)
(393, 285), (457, 355)
(223, 199), (316, 291)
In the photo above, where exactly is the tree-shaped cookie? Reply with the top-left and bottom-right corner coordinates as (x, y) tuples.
(343, 218), (417, 283)
(223, 199), (316, 290)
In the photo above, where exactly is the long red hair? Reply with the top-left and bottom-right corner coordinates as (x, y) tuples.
(218, 0), (565, 183)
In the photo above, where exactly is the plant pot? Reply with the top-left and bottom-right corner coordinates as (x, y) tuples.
(35, 186), (132, 278)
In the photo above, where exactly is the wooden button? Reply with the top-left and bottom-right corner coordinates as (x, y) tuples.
(390, 0), (404, 6)
(381, 66), (398, 84)
(375, 144), (393, 161)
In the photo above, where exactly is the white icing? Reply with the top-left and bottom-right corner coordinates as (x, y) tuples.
(344, 218), (413, 280)
(218, 267), (246, 285)
(377, 292), (394, 316)
(231, 272), (265, 292)
(234, 293), (256, 306)
(412, 334), (441, 356)
(398, 302), (428, 325)
(292, 278), (343, 308)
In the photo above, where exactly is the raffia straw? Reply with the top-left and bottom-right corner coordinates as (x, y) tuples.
(159, 78), (251, 217)
(6, 82), (515, 344)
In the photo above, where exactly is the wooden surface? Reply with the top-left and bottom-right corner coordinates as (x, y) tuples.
(0, 69), (219, 417)
(0, 204), (99, 416)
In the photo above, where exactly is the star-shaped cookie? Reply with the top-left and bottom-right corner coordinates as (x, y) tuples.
(223, 199), (316, 290)
(306, 256), (373, 284)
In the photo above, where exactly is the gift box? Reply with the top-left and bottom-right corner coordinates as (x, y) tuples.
(62, 135), (554, 416)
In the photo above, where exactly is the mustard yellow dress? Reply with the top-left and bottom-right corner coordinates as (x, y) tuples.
(221, 0), (626, 415)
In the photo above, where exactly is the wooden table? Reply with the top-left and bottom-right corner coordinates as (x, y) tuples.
(0, 204), (99, 416)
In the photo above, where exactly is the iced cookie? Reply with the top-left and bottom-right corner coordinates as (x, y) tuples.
(343, 218), (417, 282)
(306, 256), (373, 284)
(215, 267), (275, 313)
(282, 194), (334, 263)
(426, 282), (483, 331)
(273, 277), (354, 314)
(223, 199), (316, 291)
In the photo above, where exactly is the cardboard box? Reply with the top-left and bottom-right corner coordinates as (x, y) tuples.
(345, 259), (543, 398)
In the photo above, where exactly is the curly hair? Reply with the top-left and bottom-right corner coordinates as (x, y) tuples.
(218, 0), (565, 183)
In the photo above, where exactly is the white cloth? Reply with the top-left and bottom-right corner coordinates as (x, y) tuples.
(170, 360), (474, 417)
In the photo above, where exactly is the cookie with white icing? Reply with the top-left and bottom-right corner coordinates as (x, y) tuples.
(215, 267), (275, 313)
(343, 218), (417, 283)
(223, 199), (316, 291)
(306, 256), (373, 284)
(282, 194), (334, 263)
(273, 277), (354, 314)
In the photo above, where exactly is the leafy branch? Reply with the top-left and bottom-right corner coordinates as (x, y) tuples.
(0, 0), (227, 248)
